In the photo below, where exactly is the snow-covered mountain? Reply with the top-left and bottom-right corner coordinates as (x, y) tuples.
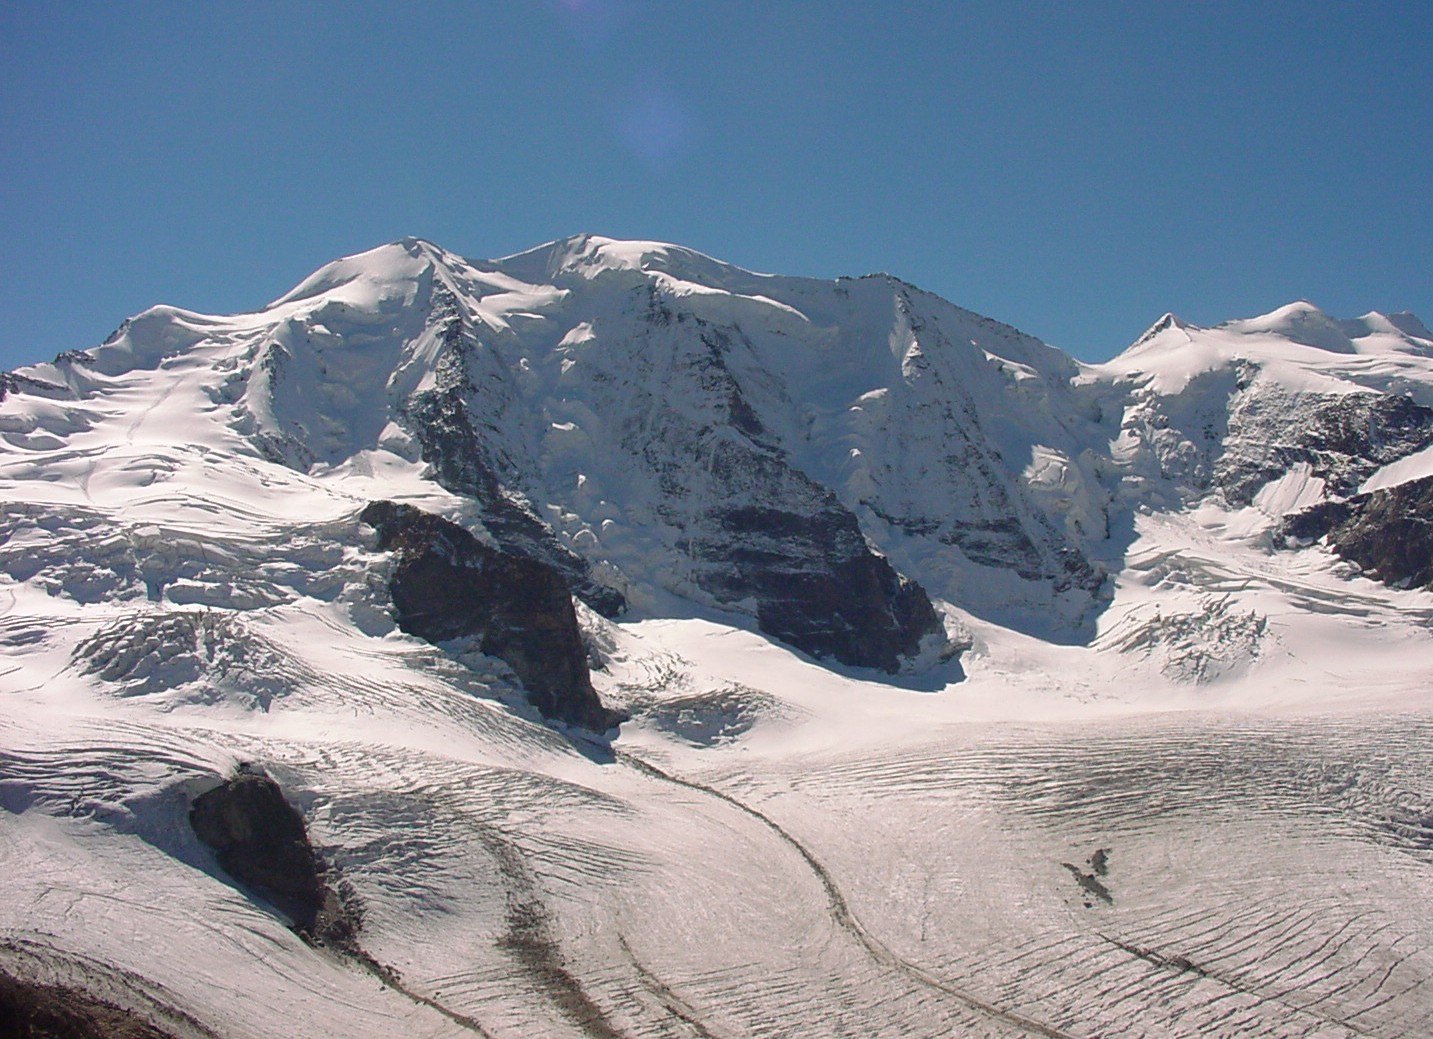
(3, 237), (1433, 1038)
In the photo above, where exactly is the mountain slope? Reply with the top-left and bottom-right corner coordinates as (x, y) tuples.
(3, 235), (1122, 656)
(3, 238), (1433, 1038)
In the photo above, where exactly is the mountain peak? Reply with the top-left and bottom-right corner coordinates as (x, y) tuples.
(1126, 312), (1198, 353)
(1221, 300), (1358, 353)
(1345, 310), (1433, 349)
(1213, 301), (1433, 356)
(1382, 311), (1433, 341)
(1152, 312), (1195, 334)
(493, 233), (753, 290)
(265, 239), (444, 310)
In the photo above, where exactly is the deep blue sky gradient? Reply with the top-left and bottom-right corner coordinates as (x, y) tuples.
(3, 1), (1430, 366)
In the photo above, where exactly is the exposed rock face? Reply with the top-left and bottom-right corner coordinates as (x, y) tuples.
(360, 500), (622, 730)
(696, 500), (942, 673)
(532, 293), (956, 668)
(1114, 370), (1433, 510)
(1218, 388), (1433, 504)
(189, 767), (353, 945)
(591, 316), (946, 671)
(1281, 475), (1433, 589)
(0, 972), (180, 1039)
(402, 298), (627, 618)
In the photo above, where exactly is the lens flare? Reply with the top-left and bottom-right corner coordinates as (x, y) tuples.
(616, 82), (693, 171)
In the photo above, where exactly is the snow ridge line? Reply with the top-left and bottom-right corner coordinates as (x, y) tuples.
(614, 751), (1082, 1039)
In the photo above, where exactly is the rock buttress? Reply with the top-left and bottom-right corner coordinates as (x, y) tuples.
(360, 500), (621, 731)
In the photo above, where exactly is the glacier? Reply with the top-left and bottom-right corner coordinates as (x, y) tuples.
(2, 235), (1432, 1037)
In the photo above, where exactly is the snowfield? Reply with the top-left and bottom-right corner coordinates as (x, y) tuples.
(2, 236), (1432, 1037)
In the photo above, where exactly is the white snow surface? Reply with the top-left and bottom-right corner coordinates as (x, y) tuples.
(2, 238), (1433, 1037)
(1096, 302), (1433, 399)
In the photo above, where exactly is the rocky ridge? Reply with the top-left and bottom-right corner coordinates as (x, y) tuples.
(189, 766), (356, 946)
(1281, 474), (1433, 590)
(1095, 304), (1433, 591)
(361, 499), (622, 730)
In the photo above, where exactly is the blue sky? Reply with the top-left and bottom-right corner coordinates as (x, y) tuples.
(3, 1), (1430, 367)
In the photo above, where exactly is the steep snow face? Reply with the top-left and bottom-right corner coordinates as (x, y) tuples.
(1, 236), (1123, 651)
(6, 241), (1433, 638)
(499, 245), (1113, 639)
(7, 240), (1433, 1039)
(1094, 303), (1433, 520)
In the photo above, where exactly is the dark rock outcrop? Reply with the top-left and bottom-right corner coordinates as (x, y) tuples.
(401, 307), (627, 618)
(1123, 374), (1433, 513)
(1281, 475), (1433, 589)
(1219, 390), (1433, 504)
(692, 500), (943, 673)
(0, 972), (182, 1039)
(360, 500), (621, 730)
(189, 767), (354, 946)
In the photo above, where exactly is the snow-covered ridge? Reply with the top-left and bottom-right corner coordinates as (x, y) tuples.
(4, 236), (1433, 1038)
(2, 236), (1118, 646)
(1101, 300), (1433, 393)
(7, 238), (1433, 636)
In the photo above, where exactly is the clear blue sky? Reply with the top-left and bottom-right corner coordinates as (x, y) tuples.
(3, 1), (1430, 367)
